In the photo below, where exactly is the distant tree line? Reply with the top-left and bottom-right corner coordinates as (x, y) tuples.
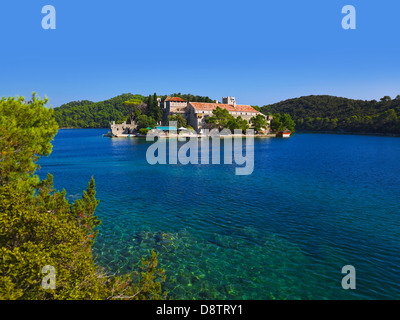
(261, 95), (400, 134)
(159, 93), (215, 103)
(54, 93), (146, 128)
(53, 93), (215, 128)
(54, 93), (400, 134)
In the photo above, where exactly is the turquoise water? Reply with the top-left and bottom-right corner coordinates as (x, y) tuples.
(38, 129), (400, 299)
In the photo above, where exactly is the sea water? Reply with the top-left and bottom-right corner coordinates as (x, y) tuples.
(38, 129), (400, 299)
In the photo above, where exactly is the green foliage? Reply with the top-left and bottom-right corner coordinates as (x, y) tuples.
(147, 93), (162, 124)
(131, 107), (142, 120)
(53, 94), (147, 128)
(168, 114), (187, 128)
(206, 107), (256, 133)
(250, 114), (269, 133)
(227, 116), (249, 133)
(0, 177), (104, 300)
(53, 93), (215, 128)
(124, 99), (144, 124)
(104, 250), (166, 300)
(226, 117), (240, 131)
(270, 113), (295, 133)
(123, 99), (143, 107)
(136, 115), (156, 130)
(205, 107), (231, 130)
(131, 250), (167, 300)
(139, 128), (150, 135)
(161, 93), (214, 103)
(0, 94), (59, 187)
(261, 95), (400, 134)
(0, 94), (166, 300)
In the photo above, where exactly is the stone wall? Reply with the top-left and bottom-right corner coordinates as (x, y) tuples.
(110, 121), (137, 136)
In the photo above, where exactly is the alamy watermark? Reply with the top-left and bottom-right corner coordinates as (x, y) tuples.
(342, 5), (356, 30)
(41, 5), (56, 30)
(41, 265), (56, 290)
(40, 5), (357, 31)
(145, 122), (254, 175)
(341, 265), (356, 290)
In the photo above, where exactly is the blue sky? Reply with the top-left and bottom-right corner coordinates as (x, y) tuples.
(0, 0), (399, 107)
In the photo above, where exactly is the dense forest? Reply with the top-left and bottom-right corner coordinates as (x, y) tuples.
(160, 93), (215, 103)
(54, 93), (400, 134)
(53, 93), (215, 128)
(53, 94), (146, 128)
(261, 95), (400, 134)
(0, 95), (166, 299)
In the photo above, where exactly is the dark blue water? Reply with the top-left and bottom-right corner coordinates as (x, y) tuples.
(38, 129), (400, 299)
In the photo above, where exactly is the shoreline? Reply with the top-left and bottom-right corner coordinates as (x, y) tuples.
(108, 133), (277, 138)
(296, 130), (400, 137)
(59, 127), (400, 138)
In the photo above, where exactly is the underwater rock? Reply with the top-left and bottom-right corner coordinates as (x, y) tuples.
(133, 234), (143, 244)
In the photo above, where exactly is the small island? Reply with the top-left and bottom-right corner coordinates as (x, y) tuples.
(53, 92), (400, 137)
(107, 95), (292, 138)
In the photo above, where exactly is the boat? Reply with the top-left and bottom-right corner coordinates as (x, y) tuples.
(276, 130), (291, 138)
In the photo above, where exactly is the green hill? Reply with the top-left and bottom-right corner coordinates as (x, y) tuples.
(53, 93), (215, 128)
(261, 95), (400, 134)
(53, 93), (146, 128)
(54, 93), (400, 134)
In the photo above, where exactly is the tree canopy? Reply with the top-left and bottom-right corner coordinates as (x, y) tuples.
(147, 93), (163, 124)
(227, 116), (249, 133)
(250, 114), (269, 133)
(270, 113), (296, 133)
(262, 95), (400, 134)
(160, 93), (215, 103)
(205, 107), (274, 133)
(53, 93), (216, 128)
(54, 93), (147, 128)
(0, 94), (58, 188)
(168, 114), (187, 128)
(205, 107), (232, 130)
(0, 94), (166, 299)
(136, 114), (157, 129)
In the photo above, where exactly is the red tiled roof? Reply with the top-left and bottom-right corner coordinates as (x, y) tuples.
(189, 102), (259, 113)
(165, 96), (186, 102)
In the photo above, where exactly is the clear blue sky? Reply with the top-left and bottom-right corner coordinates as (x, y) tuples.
(0, 0), (399, 107)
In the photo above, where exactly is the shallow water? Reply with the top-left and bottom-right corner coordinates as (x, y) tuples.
(38, 129), (400, 299)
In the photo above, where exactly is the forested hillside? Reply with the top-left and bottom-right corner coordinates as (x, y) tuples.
(261, 95), (400, 134)
(53, 94), (146, 128)
(53, 93), (215, 128)
(54, 93), (400, 134)
(160, 93), (215, 103)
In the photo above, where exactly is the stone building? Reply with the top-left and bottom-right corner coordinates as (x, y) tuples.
(159, 95), (269, 133)
(160, 96), (189, 123)
(109, 121), (137, 136)
(111, 96), (271, 135)
(188, 100), (266, 132)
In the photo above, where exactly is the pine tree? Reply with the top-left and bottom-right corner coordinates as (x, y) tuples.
(147, 94), (153, 115)
(0, 94), (167, 300)
(152, 93), (162, 123)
